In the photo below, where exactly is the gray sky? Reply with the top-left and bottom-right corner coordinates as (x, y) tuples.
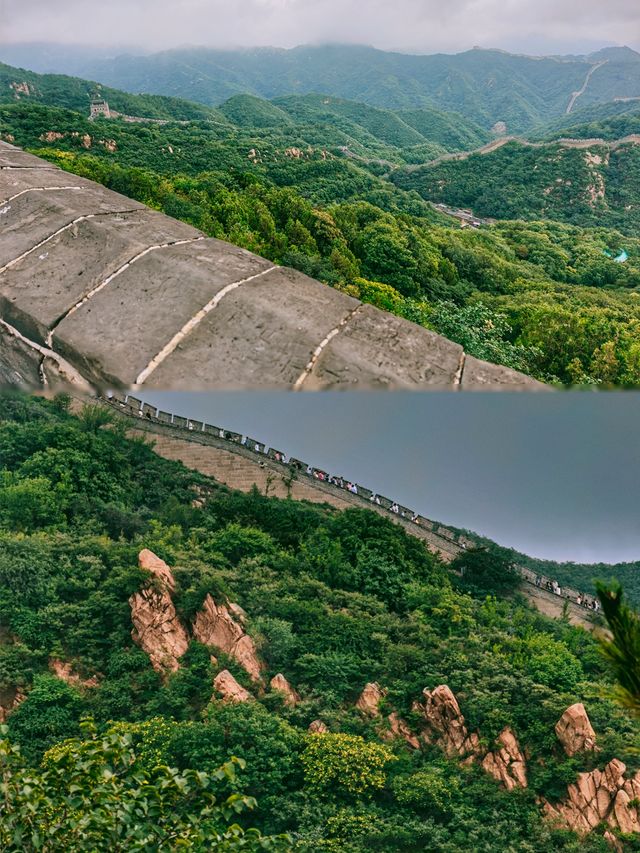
(139, 392), (640, 566)
(0, 0), (638, 54)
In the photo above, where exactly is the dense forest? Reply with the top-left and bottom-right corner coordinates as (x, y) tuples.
(0, 392), (638, 850)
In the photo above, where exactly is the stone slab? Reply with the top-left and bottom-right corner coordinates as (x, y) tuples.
(460, 356), (548, 390)
(53, 238), (273, 387)
(0, 325), (41, 388)
(305, 303), (463, 389)
(144, 266), (360, 389)
(0, 185), (144, 269)
(0, 168), (105, 203)
(0, 144), (58, 169)
(0, 208), (200, 344)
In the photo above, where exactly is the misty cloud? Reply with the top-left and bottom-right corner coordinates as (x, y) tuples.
(1, 0), (638, 53)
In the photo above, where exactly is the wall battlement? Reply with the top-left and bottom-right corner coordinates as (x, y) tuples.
(101, 393), (596, 628)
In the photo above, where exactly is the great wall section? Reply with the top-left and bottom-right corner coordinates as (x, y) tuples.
(0, 140), (545, 393)
(100, 393), (596, 628)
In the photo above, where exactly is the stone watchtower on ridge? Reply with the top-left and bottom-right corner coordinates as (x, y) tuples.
(89, 94), (111, 120)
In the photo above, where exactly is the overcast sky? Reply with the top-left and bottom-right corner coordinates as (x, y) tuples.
(0, 0), (638, 55)
(138, 392), (640, 566)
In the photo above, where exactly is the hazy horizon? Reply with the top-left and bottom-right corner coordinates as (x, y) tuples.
(139, 392), (640, 568)
(1, 0), (638, 56)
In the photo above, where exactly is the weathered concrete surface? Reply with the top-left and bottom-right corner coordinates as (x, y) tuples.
(460, 356), (542, 391)
(0, 141), (546, 392)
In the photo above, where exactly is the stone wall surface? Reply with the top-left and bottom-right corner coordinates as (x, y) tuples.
(0, 142), (545, 392)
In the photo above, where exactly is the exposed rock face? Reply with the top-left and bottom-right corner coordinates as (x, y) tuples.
(138, 549), (177, 591)
(213, 669), (253, 703)
(49, 659), (99, 688)
(555, 703), (598, 756)
(544, 759), (640, 836)
(417, 686), (527, 791)
(308, 720), (329, 734)
(482, 728), (528, 791)
(129, 550), (189, 673)
(355, 682), (386, 717)
(270, 673), (300, 706)
(419, 685), (481, 757)
(385, 712), (421, 749)
(192, 594), (262, 682)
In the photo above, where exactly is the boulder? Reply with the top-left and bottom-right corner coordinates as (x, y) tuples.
(543, 759), (640, 836)
(270, 673), (300, 706)
(555, 703), (598, 756)
(355, 682), (386, 717)
(129, 550), (189, 673)
(213, 669), (253, 703)
(192, 595), (262, 682)
(308, 719), (329, 734)
(419, 685), (481, 757)
(481, 727), (527, 791)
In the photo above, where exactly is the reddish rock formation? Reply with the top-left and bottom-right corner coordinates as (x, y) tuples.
(419, 685), (481, 757)
(356, 682), (387, 717)
(129, 550), (189, 673)
(482, 727), (528, 791)
(555, 703), (598, 757)
(543, 759), (640, 836)
(213, 669), (253, 703)
(270, 673), (300, 706)
(192, 595), (262, 682)
(49, 659), (99, 689)
(385, 711), (421, 749)
(308, 720), (329, 734)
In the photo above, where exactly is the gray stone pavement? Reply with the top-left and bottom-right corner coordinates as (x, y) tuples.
(0, 141), (546, 392)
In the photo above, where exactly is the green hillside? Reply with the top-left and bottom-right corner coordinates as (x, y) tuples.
(0, 393), (637, 851)
(219, 93), (294, 128)
(392, 140), (640, 235)
(0, 60), (224, 121)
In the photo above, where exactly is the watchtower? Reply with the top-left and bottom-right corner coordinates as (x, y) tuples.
(89, 95), (111, 120)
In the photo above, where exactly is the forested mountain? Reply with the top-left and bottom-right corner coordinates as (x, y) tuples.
(393, 138), (640, 235)
(6, 43), (640, 134)
(0, 393), (638, 850)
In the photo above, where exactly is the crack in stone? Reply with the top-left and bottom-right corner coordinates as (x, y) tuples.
(0, 207), (143, 277)
(453, 351), (466, 389)
(292, 305), (362, 391)
(0, 317), (91, 391)
(0, 185), (84, 206)
(134, 265), (277, 386)
(47, 235), (206, 347)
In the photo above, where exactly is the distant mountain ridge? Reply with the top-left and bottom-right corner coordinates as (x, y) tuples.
(4, 43), (640, 133)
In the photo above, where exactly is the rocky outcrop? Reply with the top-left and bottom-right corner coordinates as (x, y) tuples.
(192, 595), (262, 682)
(555, 703), (598, 756)
(0, 686), (25, 722)
(385, 711), (421, 749)
(544, 759), (640, 836)
(129, 550), (189, 673)
(213, 669), (253, 703)
(308, 720), (329, 734)
(355, 682), (386, 717)
(482, 728), (528, 791)
(415, 685), (527, 790)
(418, 685), (481, 757)
(49, 659), (99, 689)
(270, 673), (300, 706)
